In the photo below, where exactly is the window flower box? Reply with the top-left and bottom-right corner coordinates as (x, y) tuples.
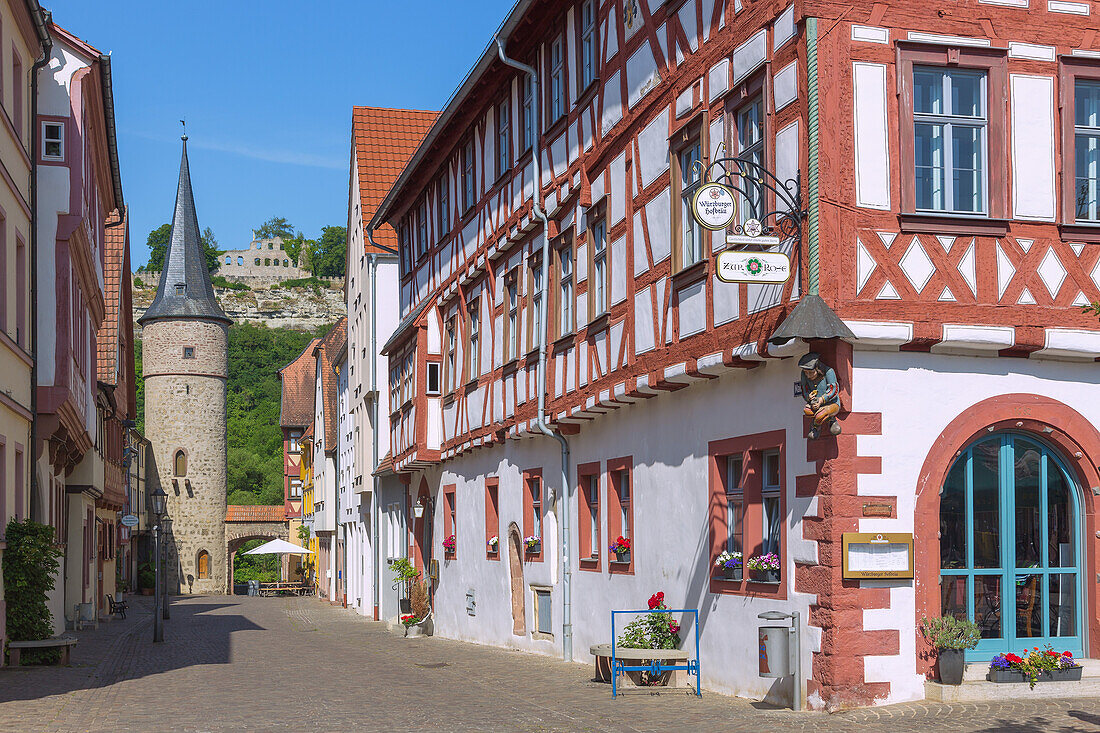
(988, 648), (1082, 688)
(524, 536), (541, 554)
(746, 553), (780, 583)
(609, 536), (630, 564)
(486, 535), (498, 554)
(714, 551), (742, 581)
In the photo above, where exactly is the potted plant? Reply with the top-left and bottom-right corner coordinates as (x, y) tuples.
(714, 550), (743, 580)
(486, 535), (499, 553)
(919, 615), (980, 685)
(609, 536), (631, 564)
(443, 534), (457, 556)
(524, 535), (541, 554)
(989, 646), (1083, 688)
(401, 579), (432, 638)
(138, 563), (156, 596)
(388, 557), (420, 614)
(616, 591), (682, 685)
(746, 553), (780, 583)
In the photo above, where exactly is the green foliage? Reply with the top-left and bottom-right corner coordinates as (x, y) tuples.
(225, 323), (331, 506)
(256, 216), (295, 242)
(280, 277), (327, 294)
(133, 277), (146, 289)
(211, 275), (250, 291)
(616, 592), (681, 652)
(134, 339), (144, 435)
(142, 223), (222, 272)
(138, 563), (155, 590)
(4, 519), (63, 664)
(388, 557), (420, 583)
(297, 525), (311, 542)
(309, 226), (347, 278)
(920, 615), (981, 651)
(232, 539), (280, 583)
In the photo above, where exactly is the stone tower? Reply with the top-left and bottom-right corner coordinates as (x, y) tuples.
(138, 136), (231, 594)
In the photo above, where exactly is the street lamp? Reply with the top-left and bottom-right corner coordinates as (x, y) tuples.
(161, 516), (171, 620)
(151, 486), (167, 643)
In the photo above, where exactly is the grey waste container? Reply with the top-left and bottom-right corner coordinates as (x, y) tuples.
(758, 624), (790, 678)
(248, 580), (258, 597)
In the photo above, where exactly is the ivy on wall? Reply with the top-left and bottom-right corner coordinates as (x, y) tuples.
(3, 519), (63, 664)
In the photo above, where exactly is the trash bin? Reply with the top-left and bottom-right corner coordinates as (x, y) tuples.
(248, 580), (258, 597)
(758, 624), (790, 678)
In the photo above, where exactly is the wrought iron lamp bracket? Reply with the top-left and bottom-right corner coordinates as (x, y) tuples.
(701, 152), (805, 244)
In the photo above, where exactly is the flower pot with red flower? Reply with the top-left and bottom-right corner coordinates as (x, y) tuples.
(400, 613), (426, 638)
(989, 646), (1083, 687)
(919, 615), (980, 685)
(443, 534), (457, 557)
(609, 536), (631, 564)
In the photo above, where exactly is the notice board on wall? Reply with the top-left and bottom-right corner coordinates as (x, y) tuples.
(841, 532), (914, 580)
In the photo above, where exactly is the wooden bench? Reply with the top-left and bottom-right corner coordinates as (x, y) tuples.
(589, 643), (692, 690)
(8, 637), (78, 666)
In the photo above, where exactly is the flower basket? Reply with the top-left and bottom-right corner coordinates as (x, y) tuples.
(487, 536), (499, 554)
(612, 550), (631, 564)
(746, 553), (780, 583)
(443, 534), (457, 555)
(751, 569), (780, 583)
(714, 551), (743, 581)
(989, 667), (1082, 683)
(524, 536), (541, 554)
(608, 536), (631, 564)
(988, 647), (1081, 688)
(721, 566), (743, 581)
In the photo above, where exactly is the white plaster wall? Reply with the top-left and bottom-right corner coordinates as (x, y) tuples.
(428, 360), (820, 703)
(851, 349), (1100, 704)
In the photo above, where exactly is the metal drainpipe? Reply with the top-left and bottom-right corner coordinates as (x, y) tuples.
(28, 12), (52, 522)
(365, 231), (395, 621)
(496, 37), (573, 663)
(806, 17), (821, 296)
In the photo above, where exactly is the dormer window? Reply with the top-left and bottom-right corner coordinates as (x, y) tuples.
(175, 284), (185, 296)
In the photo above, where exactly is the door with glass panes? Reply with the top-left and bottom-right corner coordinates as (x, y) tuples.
(940, 433), (1083, 660)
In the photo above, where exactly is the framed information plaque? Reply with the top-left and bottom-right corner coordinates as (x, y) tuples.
(841, 532), (914, 580)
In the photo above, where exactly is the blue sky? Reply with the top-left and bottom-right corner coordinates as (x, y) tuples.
(48, 0), (515, 267)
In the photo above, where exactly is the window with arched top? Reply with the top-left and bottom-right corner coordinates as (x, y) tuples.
(174, 449), (187, 477)
(225, 256), (232, 265)
(237, 256), (244, 266)
(197, 550), (210, 579)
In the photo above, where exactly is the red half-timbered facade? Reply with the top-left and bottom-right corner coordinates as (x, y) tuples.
(368, 0), (1100, 709)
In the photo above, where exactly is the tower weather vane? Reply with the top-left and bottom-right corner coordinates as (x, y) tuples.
(180, 119), (187, 141)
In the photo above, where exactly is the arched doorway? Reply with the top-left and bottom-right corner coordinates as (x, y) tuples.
(940, 432), (1083, 660)
(507, 523), (525, 636)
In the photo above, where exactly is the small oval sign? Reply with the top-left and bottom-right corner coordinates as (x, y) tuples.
(691, 183), (737, 231)
(120, 514), (139, 528)
(716, 251), (792, 284)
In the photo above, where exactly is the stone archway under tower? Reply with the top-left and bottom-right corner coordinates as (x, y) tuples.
(224, 506), (291, 594)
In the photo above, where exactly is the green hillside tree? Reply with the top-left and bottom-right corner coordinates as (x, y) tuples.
(141, 223), (222, 272)
(309, 226), (347, 277)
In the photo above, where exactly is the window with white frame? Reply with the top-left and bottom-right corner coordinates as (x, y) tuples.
(529, 259), (544, 350)
(677, 140), (703, 268)
(558, 243), (574, 336)
(505, 271), (519, 361)
(462, 138), (476, 212)
(617, 469), (630, 539)
(438, 173), (451, 236)
(587, 474), (599, 557)
(534, 587), (552, 635)
(43, 121), (64, 160)
(531, 474), (542, 540)
(289, 431), (302, 453)
(735, 97), (765, 223)
(913, 66), (987, 214)
(416, 198), (428, 259)
(426, 362), (441, 396)
(289, 478), (303, 498)
(580, 0), (597, 90)
(725, 455), (743, 555)
(522, 73), (534, 150)
(444, 315), (457, 393)
(590, 218), (607, 316)
(761, 450), (781, 558)
(549, 36), (565, 122)
(498, 98), (511, 177)
(1075, 79), (1100, 221)
(467, 297), (480, 381)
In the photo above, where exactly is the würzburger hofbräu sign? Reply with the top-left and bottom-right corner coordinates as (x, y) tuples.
(691, 182), (737, 230)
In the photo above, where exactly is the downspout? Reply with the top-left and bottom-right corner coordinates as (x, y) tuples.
(29, 6), (52, 521)
(496, 37), (573, 663)
(365, 229), (395, 620)
(805, 17), (820, 296)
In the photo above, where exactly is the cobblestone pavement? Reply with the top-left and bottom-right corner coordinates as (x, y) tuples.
(2, 595), (1100, 732)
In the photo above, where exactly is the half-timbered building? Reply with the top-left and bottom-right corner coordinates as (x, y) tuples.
(370, 0), (1100, 709)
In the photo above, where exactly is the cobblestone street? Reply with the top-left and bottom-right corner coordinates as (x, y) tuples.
(1, 595), (1099, 732)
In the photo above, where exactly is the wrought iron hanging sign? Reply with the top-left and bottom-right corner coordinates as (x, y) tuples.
(691, 182), (737, 230)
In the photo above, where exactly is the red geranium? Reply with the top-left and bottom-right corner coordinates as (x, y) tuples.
(669, 622), (680, 634)
(648, 591), (665, 610)
(1005, 653), (1023, 665)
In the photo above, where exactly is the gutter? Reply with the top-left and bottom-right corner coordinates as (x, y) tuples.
(28, 3), (51, 522)
(98, 54), (124, 212)
(365, 231), (382, 621)
(496, 37), (573, 664)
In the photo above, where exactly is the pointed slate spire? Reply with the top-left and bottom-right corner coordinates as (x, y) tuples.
(139, 136), (230, 325)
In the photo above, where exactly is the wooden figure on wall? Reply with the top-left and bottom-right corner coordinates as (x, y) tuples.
(799, 352), (841, 439)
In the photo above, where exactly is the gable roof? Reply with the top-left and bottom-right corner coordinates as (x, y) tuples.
(352, 107), (437, 254)
(314, 317), (347, 452)
(278, 337), (321, 428)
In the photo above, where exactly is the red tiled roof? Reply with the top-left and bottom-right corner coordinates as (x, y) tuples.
(352, 107), (436, 254)
(278, 337), (320, 428)
(373, 451), (394, 477)
(314, 317), (348, 452)
(225, 505), (287, 523)
(97, 208), (136, 416)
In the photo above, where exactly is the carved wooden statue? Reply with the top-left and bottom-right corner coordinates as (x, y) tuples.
(799, 352), (841, 439)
